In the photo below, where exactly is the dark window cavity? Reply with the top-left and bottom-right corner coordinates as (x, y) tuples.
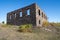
(38, 10), (40, 15)
(42, 12), (43, 17)
(39, 20), (40, 24)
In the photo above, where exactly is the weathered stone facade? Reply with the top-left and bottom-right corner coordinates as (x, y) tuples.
(7, 3), (47, 27)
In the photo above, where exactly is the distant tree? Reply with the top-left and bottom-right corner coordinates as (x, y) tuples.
(2, 21), (4, 24)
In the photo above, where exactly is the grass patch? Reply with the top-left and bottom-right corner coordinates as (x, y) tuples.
(18, 24), (32, 32)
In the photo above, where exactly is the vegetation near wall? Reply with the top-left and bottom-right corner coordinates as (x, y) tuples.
(42, 20), (60, 27)
(42, 20), (49, 27)
(18, 24), (32, 32)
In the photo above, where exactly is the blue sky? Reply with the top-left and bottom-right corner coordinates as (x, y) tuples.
(0, 0), (60, 23)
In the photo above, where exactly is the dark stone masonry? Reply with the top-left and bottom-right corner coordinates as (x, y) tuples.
(7, 3), (47, 27)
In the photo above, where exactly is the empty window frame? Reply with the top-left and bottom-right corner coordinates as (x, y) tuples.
(27, 9), (30, 15)
(42, 12), (43, 17)
(10, 15), (11, 20)
(38, 10), (40, 15)
(15, 13), (16, 18)
(39, 20), (40, 24)
(20, 12), (22, 17)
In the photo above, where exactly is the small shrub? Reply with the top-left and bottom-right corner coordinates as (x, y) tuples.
(18, 24), (32, 32)
(42, 21), (49, 27)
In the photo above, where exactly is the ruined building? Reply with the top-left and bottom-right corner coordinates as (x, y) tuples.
(7, 3), (47, 27)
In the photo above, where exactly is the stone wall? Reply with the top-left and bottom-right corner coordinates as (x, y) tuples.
(7, 3), (47, 27)
(7, 3), (36, 26)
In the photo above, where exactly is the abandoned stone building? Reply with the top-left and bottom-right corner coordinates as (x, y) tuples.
(7, 3), (47, 27)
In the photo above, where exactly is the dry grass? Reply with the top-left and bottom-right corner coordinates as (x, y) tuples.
(0, 24), (60, 40)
